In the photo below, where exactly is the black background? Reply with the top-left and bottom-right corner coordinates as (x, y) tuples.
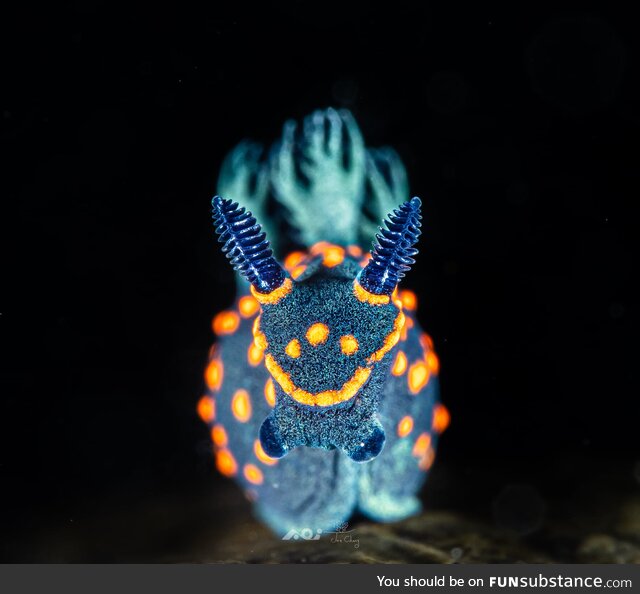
(1, 3), (638, 560)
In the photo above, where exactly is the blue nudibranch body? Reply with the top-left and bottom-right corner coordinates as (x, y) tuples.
(198, 108), (449, 535)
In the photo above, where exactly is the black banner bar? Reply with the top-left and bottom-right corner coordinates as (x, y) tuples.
(1, 564), (638, 594)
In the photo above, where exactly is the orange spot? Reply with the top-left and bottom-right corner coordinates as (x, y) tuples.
(418, 447), (436, 471)
(432, 403), (450, 434)
(367, 311), (405, 363)
(420, 333), (434, 351)
(426, 351), (440, 375)
(264, 378), (276, 407)
(323, 245), (345, 268)
(285, 338), (301, 358)
(231, 389), (252, 422)
(216, 449), (237, 477)
(250, 277), (292, 305)
(397, 415), (414, 437)
(306, 322), (329, 346)
(213, 311), (240, 335)
(291, 264), (307, 279)
(247, 342), (264, 366)
(310, 241), (332, 256)
(211, 425), (228, 448)
(401, 316), (414, 341)
(408, 360), (430, 394)
(238, 295), (260, 318)
(353, 280), (391, 305)
(197, 396), (215, 422)
(392, 351), (408, 376)
(340, 335), (359, 355)
(347, 245), (363, 258)
(204, 359), (223, 391)
(244, 463), (264, 485)
(265, 353), (371, 407)
(254, 440), (278, 466)
(252, 316), (268, 350)
(412, 432), (432, 458)
(399, 289), (417, 311)
(284, 251), (306, 271)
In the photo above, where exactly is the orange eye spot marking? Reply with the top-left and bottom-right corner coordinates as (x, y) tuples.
(353, 280), (391, 305)
(408, 360), (430, 394)
(412, 432), (432, 458)
(399, 289), (417, 311)
(426, 351), (440, 375)
(264, 378), (276, 407)
(401, 316), (414, 341)
(197, 396), (215, 422)
(392, 350), (408, 376)
(418, 447), (436, 471)
(238, 295), (260, 318)
(204, 359), (223, 391)
(250, 277), (293, 305)
(367, 311), (405, 364)
(340, 335), (359, 355)
(244, 463), (264, 485)
(323, 245), (345, 268)
(291, 264), (307, 279)
(310, 241), (332, 256)
(347, 245), (363, 258)
(213, 310), (240, 335)
(211, 425), (228, 448)
(284, 251), (306, 270)
(397, 415), (414, 437)
(215, 449), (237, 477)
(306, 323), (329, 346)
(254, 440), (278, 466)
(432, 403), (450, 434)
(231, 389), (252, 423)
(247, 342), (264, 366)
(420, 333), (434, 352)
(252, 315), (268, 351)
(285, 338), (301, 358)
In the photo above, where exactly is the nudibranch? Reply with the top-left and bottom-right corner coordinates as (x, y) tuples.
(198, 108), (448, 535)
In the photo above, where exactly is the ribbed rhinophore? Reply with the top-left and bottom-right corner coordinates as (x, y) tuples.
(212, 196), (285, 293)
(359, 197), (422, 296)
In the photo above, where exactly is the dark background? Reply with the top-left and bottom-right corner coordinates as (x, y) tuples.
(1, 3), (638, 561)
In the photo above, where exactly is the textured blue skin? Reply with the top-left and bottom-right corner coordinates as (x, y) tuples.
(258, 258), (396, 462)
(206, 251), (441, 536)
